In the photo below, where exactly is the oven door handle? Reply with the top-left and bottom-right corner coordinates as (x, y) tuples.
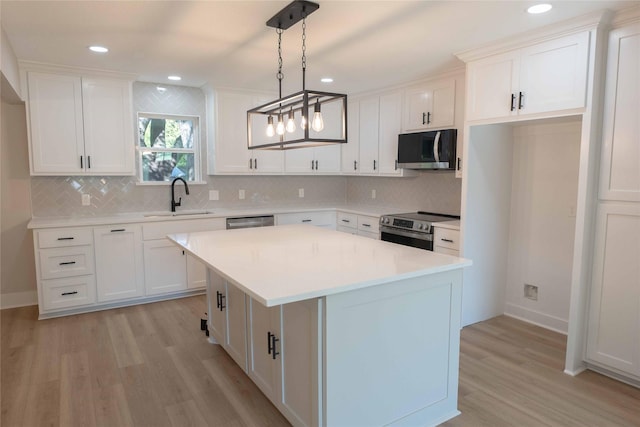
(381, 227), (433, 241)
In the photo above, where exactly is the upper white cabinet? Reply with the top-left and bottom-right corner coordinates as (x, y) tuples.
(284, 144), (341, 174)
(342, 91), (415, 177)
(213, 89), (283, 174)
(26, 71), (134, 175)
(599, 22), (640, 202)
(465, 31), (590, 122)
(403, 78), (456, 132)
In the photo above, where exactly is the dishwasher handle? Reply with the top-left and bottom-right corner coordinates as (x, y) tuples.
(226, 215), (275, 229)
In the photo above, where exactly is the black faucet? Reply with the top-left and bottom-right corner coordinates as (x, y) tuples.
(171, 177), (189, 212)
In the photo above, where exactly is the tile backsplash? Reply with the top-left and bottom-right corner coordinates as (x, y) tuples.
(29, 82), (461, 218)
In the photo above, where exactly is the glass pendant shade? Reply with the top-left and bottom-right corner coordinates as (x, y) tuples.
(300, 115), (307, 130)
(276, 114), (286, 135)
(286, 108), (296, 133)
(311, 101), (324, 132)
(266, 115), (275, 137)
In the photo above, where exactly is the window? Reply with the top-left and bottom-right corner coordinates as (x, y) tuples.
(137, 113), (200, 182)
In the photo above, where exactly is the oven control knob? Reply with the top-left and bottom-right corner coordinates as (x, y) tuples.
(417, 224), (423, 230)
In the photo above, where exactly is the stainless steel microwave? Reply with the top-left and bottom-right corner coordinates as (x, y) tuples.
(397, 129), (457, 170)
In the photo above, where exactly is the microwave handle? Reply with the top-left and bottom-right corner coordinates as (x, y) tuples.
(433, 131), (441, 164)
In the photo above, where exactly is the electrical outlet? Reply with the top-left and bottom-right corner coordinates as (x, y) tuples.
(298, 188), (304, 198)
(238, 189), (245, 200)
(524, 284), (538, 301)
(371, 189), (376, 199)
(81, 194), (91, 206)
(209, 190), (219, 201)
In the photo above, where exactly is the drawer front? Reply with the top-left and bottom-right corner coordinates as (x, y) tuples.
(39, 246), (94, 279)
(357, 215), (380, 234)
(277, 211), (336, 227)
(337, 212), (358, 229)
(434, 227), (460, 251)
(357, 229), (379, 240)
(434, 246), (460, 257)
(337, 225), (358, 235)
(41, 275), (96, 311)
(38, 228), (93, 248)
(143, 218), (226, 240)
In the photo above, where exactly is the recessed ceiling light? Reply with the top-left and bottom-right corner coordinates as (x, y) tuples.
(168, 75), (182, 81)
(527, 3), (552, 14)
(89, 46), (109, 53)
(321, 77), (334, 83)
(156, 86), (167, 93)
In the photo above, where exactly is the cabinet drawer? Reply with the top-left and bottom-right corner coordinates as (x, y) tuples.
(41, 275), (96, 311)
(277, 211), (336, 227)
(434, 246), (460, 257)
(39, 246), (94, 279)
(357, 215), (380, 234)
(434, 228), (460, 251)
(143, 218), (225, 240)
(337, 212), (358, 229)
(38, 228), (93, 248)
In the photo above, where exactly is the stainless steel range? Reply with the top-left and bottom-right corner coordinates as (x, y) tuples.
(379, 211), (460, 251)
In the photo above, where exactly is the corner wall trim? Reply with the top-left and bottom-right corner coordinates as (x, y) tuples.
(0, 291), (38, 309)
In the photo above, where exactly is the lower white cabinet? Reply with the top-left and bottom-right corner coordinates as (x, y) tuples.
(276, 211), (337, 229)
(143, 239), (187, 295)
(247, 297), (321, 427)
(41, 275), (97, 311)
(586, 203), (640, 379)
(207, 269), (248, 370)
(434, 226), (461, 256)
(94, 225), (145, 302)
(336, 211), (380, 239)
(186, 254), (206, 289)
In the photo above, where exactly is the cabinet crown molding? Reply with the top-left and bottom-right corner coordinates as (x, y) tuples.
(18, 60), (137, 81)
(611, 5), (640, 28)
(455, 9), (611, 63)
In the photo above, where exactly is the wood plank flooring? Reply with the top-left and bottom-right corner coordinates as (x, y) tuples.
(2, 296), (639, 426)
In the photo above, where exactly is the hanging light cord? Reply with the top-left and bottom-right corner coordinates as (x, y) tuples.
(301, 17), (307, 91)
(277, 27), (284, 100)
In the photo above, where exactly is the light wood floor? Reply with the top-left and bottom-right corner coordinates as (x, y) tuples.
(2, 297), (639, 426)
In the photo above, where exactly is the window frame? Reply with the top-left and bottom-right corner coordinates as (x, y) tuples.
(136, 112), (202, 184)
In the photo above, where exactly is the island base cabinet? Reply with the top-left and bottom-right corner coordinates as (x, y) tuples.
(206, 269), (248, 371)
(248, 298), (321, 427)
(323, 270), (462, 426)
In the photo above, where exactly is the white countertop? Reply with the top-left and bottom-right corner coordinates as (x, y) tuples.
(26, 204), (415, 229)
(169, 224), (471, 307)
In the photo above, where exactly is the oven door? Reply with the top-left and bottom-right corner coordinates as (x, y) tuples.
(380, 226), (433, 251)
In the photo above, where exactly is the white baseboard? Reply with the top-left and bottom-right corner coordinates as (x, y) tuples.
(1, 290), (38, 309)
(504, 303), (568, 334)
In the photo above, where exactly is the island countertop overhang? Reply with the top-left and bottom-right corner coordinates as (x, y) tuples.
(168, 224), (472, 307)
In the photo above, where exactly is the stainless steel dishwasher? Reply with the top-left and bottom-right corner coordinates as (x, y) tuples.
(226, 215), (275, 229)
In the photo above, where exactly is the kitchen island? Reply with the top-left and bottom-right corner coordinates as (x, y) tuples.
(169, 224), (471, 427)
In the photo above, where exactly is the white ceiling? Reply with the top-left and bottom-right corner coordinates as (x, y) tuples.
(1, 1), (636, 95)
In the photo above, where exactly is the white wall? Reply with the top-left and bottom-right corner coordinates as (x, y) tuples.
(0, 100), (36, 307)
(504, 119), (582, 333)
(1, 25), (22, 99)
(460, 124), (514, 326)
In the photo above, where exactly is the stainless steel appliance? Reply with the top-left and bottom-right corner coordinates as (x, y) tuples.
(226, 215), (275, 229)
(379, 212), (460, 250)
(397, 129), (457, 170)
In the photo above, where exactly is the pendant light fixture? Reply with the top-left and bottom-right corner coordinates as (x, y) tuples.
(247, 0), (347, 150)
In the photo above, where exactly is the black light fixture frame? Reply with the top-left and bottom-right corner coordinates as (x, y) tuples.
(247, 0), (348, 151)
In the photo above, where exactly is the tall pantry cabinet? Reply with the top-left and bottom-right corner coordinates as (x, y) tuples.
(586, 16), (640, 382)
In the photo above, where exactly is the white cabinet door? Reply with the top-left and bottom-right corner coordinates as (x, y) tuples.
(94, 225), (144, 302)
(285, 148), (315, 174)
(224, 281), (248, 371)
(207, 269), (226, 344)
(186, 254), (206, 289)
(278, 298), (320, 427)
(358, 97), (379, 174)
(586, 203), (640, 377)
(342, 100), (360, 174)
(519, 31), (589, 115)
(247, 298), (280, 401)
(466, 51), (519, 122)
(27, 72), (84, 174)
(404, 79), (455, 131)
(599, 23), (640, 202)
(378, 92), (402, 175)
(253, 149), (284, 174)
(143, 239), (187, 295)
(81, 78), (135, 175)
(313, 145), (341, 174)
(215, 90), (253, 174)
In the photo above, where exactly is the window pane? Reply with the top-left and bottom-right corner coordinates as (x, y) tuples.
(141, 152), (195, 182)
(138, 117), (194, 149)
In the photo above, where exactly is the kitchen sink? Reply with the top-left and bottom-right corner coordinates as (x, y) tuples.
(143, 210), (215, 218)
